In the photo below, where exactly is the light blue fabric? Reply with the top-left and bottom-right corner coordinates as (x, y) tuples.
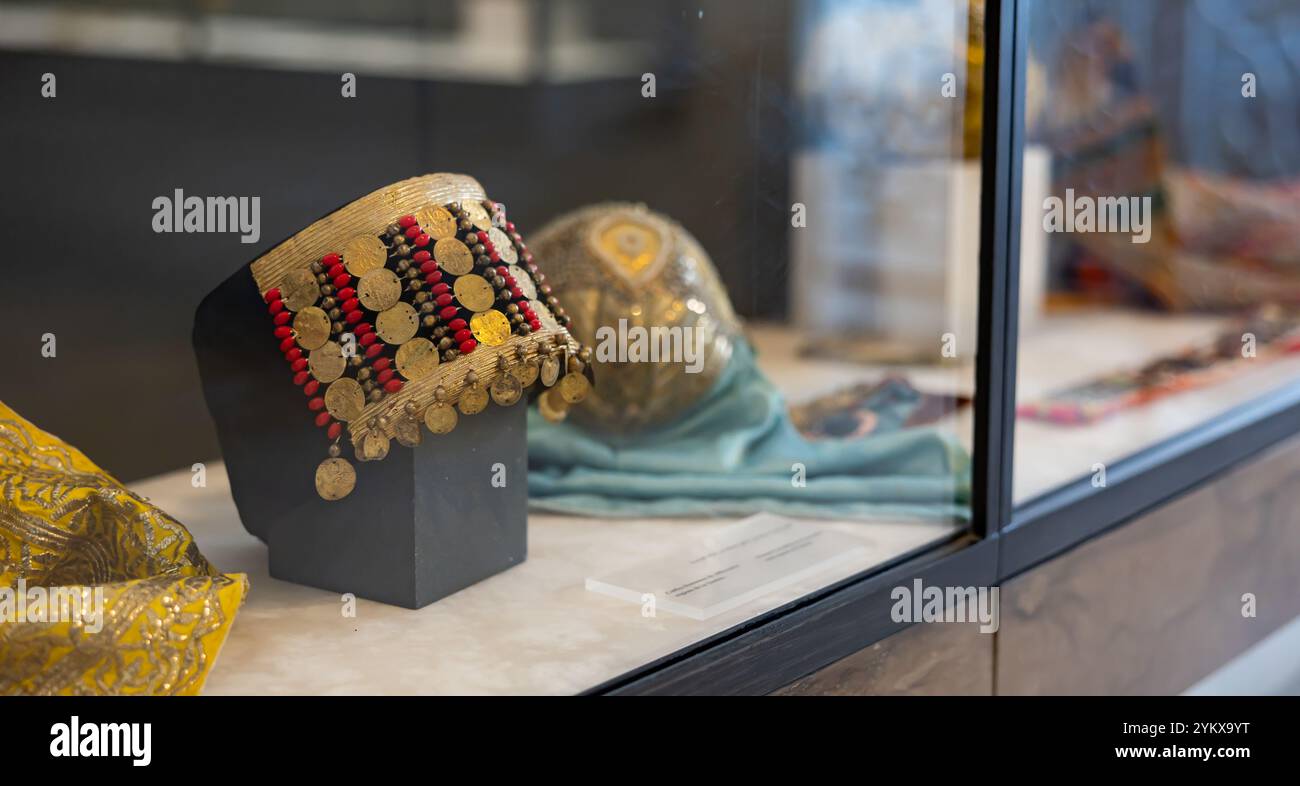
(527, 341), (970, 521)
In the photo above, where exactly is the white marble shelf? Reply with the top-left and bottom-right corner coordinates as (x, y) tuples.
(131, 465), (955, 695)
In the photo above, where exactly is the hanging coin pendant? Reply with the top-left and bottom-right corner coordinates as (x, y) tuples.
(458, 385), (489, 415)
(417, 207), (458, 240)
(540, 355), (561, 387)
(489, 227), (517, 264)
(293, 306), (331, 350)
(460, 200), (492, 231)
(315, 457), (356, 501)
(344, 235), (387, 276)
(361, 431), (390, 461)
(470, 310), (511, 346)
(514, 359), (540, 388)
(280, 269), (320, 312)
(424, 403), (458, 435)
(508, 265), (536, 299)
(434, 237), (474, 275)
(394, 416), (422, 448)
(376, 302), (420, 345)
(559, 371), (591, 404)
(538, 388), (569, 423)
(533, 300), (562, 332)
(324, 377), (366, 422)
(357, 268), (402, 311)
(491, 371), (523, 407)
(395, 337), (439, 379)
(309, 341), (347, 383)
(453, 274), (496, 313)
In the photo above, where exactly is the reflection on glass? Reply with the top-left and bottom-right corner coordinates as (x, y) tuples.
(1014, 0), (1300, 503)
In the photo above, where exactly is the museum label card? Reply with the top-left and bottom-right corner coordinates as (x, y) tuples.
(584, 513), (869, 620)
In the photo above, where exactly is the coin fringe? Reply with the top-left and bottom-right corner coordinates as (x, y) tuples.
(347, 328), (575, 455)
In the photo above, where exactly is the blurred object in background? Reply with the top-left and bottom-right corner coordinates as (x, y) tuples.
(789, 0), (1044, 361)
(790, 0), (973, 360)
(1026, 0), (1300, 311)
(1034, 13), (1176, 309)
(1164, 169), (1300, 309)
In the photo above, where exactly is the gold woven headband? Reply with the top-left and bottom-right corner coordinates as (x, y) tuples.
(253, 173), (593, 500)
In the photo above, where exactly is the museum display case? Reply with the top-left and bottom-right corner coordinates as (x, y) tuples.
(1, 0), (1297, 696)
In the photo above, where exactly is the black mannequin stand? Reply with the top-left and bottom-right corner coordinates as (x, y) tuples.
(193, 266), (527, 609)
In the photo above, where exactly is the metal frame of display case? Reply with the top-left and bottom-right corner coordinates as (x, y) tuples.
(592, 0), (1300, 695)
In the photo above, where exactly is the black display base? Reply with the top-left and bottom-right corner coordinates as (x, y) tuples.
(193, 265), (527, 609)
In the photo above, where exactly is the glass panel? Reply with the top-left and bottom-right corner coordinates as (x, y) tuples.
(1, 0), (985, 694)
(1014, 0), (1300, 504)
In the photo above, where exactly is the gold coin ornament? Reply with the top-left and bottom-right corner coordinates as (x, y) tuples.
(324, 377), (365, 422)
(361, 430), (390, 461)
(375, 302), (419, 345)
(540, 354), (561, 387)
(559, 370), (592, 404)
(514, 357), (540, 387)
(454, 274), (496, 313)
(357, 268), (402, 312)
(308, 341), (346, 383)
(344, 234), (387, 276)
(417, 206), (458, 240)
(434, 237), (474, 275)
(280, 269), (320, 312)
(293, 306), (331, 350)
(458, 374), (489, 415)
(394, 417), (422, 448)
(253, 176), (603, 503)
(538, 388), (569, 423)
(424, 398), (458, 435)
(395, 337), (440, 379)
(533, 301), (563, 332)
(508, 265), (536, 300)
(470, 310), (511, 347)
(315, 457), (356, 501)
(489, 227), (518, 264)
(491, 370), (524, 407)
(461, 199), (492, 230)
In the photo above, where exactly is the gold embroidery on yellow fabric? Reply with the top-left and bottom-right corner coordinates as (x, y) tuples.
(0, 401), (247, 695)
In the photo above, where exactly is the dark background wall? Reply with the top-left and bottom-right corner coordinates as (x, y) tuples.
(0, 1), (793, 480)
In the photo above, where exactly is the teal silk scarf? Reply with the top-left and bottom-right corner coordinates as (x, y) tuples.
(527, 342), (970, 521)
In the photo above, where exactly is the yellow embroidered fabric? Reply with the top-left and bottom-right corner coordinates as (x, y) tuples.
(0, 400), (247, 695)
